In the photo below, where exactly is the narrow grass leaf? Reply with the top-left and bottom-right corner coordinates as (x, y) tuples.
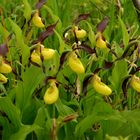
(86, 21), (96, 47)
(23, 0), (32, 21)
(118, 17), (129, 49)
(54, 30), (65, 54)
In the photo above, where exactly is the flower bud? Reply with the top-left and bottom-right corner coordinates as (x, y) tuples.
(68, 52), (85, 74)
(44, 81), (59, 104)
(0, 73), (7, 83)
(92, 74), (112, 96)
(0, 62), (12, 74)
(130, 75), (140, 92)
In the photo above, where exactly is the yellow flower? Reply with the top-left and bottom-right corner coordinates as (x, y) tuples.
(130, 75), (140, 92)
(41, 48), (55, 60)
(32, 11), (45, 28)
(30, 51), (42, 66)
(68, 52), (85, 74)
(44, 81), (59, 104)
(35, 44), (55, 60)
(92, 74), (112, 96)
(96, 33), (107, 49)
(74, 26), (87, 39)
(0, 73), (7, 83)
(0, 62), (12, 74)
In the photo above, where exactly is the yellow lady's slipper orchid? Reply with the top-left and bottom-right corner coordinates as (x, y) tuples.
(44, 81), (59, 104)
(0, 73), (7, 83)
(130, 75), (140, 92)
(68, 52), (85, 74)
(74, 26), (87, 39)
(92, 74), (112, 96)
(35, 44), (55, 60)
(96, 33), (107, 49)
(41, 48), (55, 60)
(32, 11), (45, 28)
(0, 62), (12, 74)
(30, 51), (42, 66)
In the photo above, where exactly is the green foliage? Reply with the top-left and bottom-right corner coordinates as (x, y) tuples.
(118, 17), (129, 49)
(109, 60), (128, 92)
(23, 0), (32, 21)
(9, 19), (30, 66)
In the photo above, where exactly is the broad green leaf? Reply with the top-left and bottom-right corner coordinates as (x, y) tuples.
(10, 124), (41, 140)
(101, 118), (128, 136)
(54, 30), (65, 54)
(21, 99), (39, 124)
(15, 66), (45, 112)
(55, 99), (75, 116)
(9, 19), (30, 65)
(0, 116), (12, 140)
(34, 107), (47, 126)
(64, 122), (77, 140)
(121, 109), (140, 135)
(101, 109), (140, 137)
(93, 128), (103, 140)
(75, 102), (114, 138)
(23, 0), (32, 21)
(80, 92), (102, 115)
(118, 17), (129, 49)
(92, 101), (114, 114)
(109, 60), (128, 92)
(105, 135), (127, 140)
(0, 97), (21, 130)
(75, 114), (103, 138)
(34, 107), (52, 140)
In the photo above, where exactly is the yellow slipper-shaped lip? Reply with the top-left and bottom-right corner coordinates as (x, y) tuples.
(0, 62), (12, 74)
(92, 74), (112, 96)
(30, 51), (42, 66)
(130, 75), (140, 92)
(44, 81), (59, 104)
(0, 73), (7, 83)
(32, 11), (45, 28)
(41, 48), (55, 60)
(74, 26), (87, 39)
(68, 52), (85, 74)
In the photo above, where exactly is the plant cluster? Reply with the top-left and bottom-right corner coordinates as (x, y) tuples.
(0, 0), (140, 140)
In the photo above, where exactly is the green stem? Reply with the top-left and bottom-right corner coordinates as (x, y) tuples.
(52, 104), (55, 118)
